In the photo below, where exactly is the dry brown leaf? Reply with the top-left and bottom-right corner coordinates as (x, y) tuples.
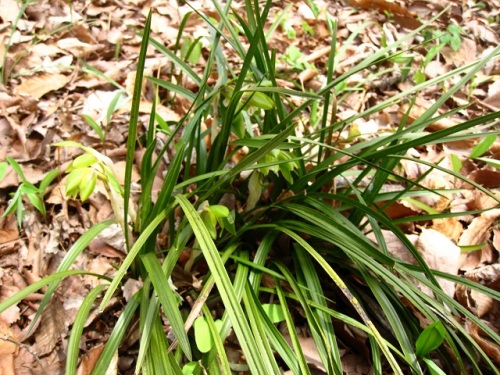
(417, 228), (460, 297)
(466, 320), (500, 365)
(76, 345), (104, 375)
(347, 0), (421, 29)
(56, 38), (103, 57)
(441, 38), (477, 66)
(432, 217), (463, 242)
(0, 320), (17, 375)
(14, 73), (70, 99)
(0, 0), (20, 23)
(467, 169), (500, 189)
(33, 298), (66, 356)
(459, 209), (500, 247)
(465, 264), (500, 289)
(470, 289), (494, 318)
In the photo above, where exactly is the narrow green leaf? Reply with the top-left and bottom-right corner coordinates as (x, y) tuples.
(66, 285), (107, 375)
(0, 270), (109, 315)
(92, 292), (140, 375)
(141, 252), (192, 360)
(100, 208), (170, 310)
(82, 114), (104, 141)
(175, 195), (270, 374)
(449, 154), (462, 174)
(423, 358), (447, 375)
(0, 162), (7, 180)
(470, 134), (496, 158)
(27, 220), (114, 334)
(475, 156), (500, 170)
(124, 10), (152, 252)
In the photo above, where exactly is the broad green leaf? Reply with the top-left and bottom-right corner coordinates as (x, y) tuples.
(26, 192), (44, 215)
(68, 153), (98, 170)
(6, 157), (26, 182)
(261, 304), (285, 323)
(415, 321), (446, 357)
(78, 168), (97, 202)
(208, 205), (229, 218)
(65, 169), (83, 198)
(194, 316), (212, 353)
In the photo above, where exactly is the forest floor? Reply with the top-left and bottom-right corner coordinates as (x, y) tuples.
(0, 0), (499, 373)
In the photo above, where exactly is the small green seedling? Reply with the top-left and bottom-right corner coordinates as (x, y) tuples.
(82, 90), (124, 143)
(282, 45), (316, 71)
(415, 321), (447, 375)
(3, 157), (59, 226)
(199, 202), (235, 239)
(466, 133), (499, 171)
(181, 37), (203, 65)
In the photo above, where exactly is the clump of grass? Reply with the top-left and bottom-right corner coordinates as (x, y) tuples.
(1, 1), (500, 374)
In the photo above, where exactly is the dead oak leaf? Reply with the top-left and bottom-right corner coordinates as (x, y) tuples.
(14, 73), (70, 99)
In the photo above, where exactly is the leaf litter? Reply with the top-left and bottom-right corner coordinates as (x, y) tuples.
(0, 0), (499, 373)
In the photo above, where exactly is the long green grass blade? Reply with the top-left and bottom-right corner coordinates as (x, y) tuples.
(141, 252), (192, 360)
(176, 194), (272, 374)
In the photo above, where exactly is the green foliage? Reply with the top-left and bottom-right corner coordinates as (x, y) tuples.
(2, 2), (500, 375)
(3, 157), (59, 226)
(415, 321), (446, 357)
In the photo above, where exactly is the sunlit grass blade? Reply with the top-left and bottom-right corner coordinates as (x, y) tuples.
(175, 194), (272, 373)
(294, 247), (344, 374)
(275, 227), (403, 374)
(274, 278), (312, 375)
(123, 11), (152, 252)
(66, 284), (107, 375)
(242, 283), (282, 374)
(27, 219), (114, 335)
(0, 270), (110, 315)
(141, 252), (192, 360)
(100, 208), (171, 310)
(92, 293), (140, 375)
(274, 259), (339, 374)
